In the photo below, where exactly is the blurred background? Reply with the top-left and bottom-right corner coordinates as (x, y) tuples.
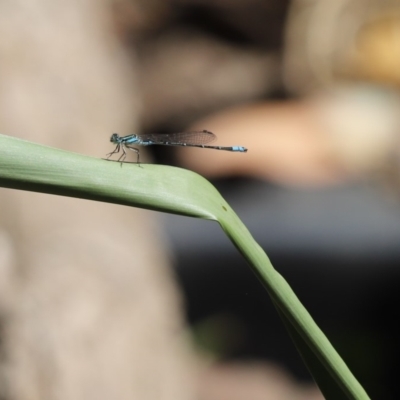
(1, 0), (400, 399)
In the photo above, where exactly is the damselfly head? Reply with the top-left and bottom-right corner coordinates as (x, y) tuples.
(110, 133), (120, 143)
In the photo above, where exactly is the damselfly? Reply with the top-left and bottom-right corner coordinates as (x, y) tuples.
(106, 129), (247, 164)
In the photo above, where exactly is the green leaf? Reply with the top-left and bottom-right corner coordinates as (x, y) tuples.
(0, 133), (370, 399)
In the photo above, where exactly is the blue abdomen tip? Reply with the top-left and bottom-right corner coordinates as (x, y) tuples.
(233, 146), (247, 152)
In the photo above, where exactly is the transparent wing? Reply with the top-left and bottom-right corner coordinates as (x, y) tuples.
(137, 130), (216, 145)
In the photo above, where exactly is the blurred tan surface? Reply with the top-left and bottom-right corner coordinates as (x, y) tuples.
(347, 11), (400, 85)
(284, 0), (400, 93)
(179, 84), (400, 188)
(197, 362), (323, 400)
(179, 101), (348, 186)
